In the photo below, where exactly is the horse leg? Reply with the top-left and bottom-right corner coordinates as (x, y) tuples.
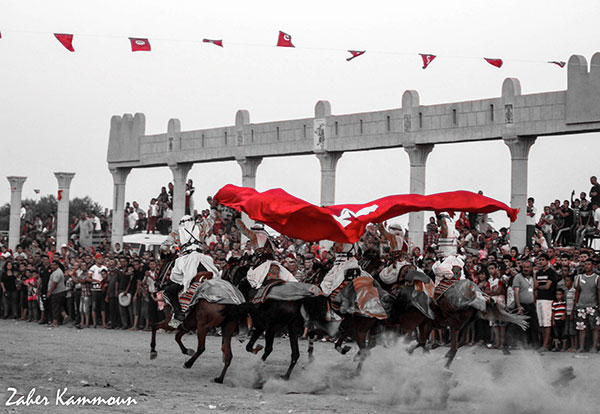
(307, 332), (315, 363)
(261, 328), (276, 362)
(334, 318), (352, 355)
(354, 325), (370, 376)
(183, 326), (207, 369)
(214, 321), (235, 384)
(246, 327), (264, 354)
(281, 325), (301, 380)
(150, 309), (172, 360)
(444, 328), (459, 368)
(175, 327), (194, 356)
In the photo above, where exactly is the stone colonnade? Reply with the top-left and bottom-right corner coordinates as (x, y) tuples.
(6, 173), (76, 251)
(106, 135), (534, 250)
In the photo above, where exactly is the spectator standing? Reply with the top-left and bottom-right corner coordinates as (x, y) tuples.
(551, 289), (567, 351)
(1, 261), (19, 319)
(526, 197), (537, 247)
(37, 255), (52, 324)
(564, 275), (577, 351)
(147, 198), (159, 234)
(46, 260), (70, 327)
(590, 176), (600, 207)
(535, 253), (558, 351)
(88, 253), (108, 328)
(71, 213), (94, 250)
(572, 259), (600, 352)
(513, 260), (539, 345)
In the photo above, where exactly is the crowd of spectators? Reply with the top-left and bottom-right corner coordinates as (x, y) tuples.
(1, 177), (600, 353)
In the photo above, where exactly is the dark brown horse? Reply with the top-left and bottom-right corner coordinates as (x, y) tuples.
(149, 256), (249, 383)
(389, 277), (527, 368)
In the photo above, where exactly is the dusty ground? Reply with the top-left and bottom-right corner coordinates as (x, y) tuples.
(1, 319), (600, 414)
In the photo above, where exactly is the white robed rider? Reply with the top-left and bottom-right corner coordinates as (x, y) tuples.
(378, 222), (412, 286)
(320, 242), (369, 296)
(236, 219), (297, 288)
(162, 215), (220, 321)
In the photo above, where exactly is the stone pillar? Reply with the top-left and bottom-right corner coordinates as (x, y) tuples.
(109, 167), (131, 249)
(316, 152), (343, 206)
(169, 163), (193, 226)
(503, 136), (536, 250)
(54, 172), (75, 248)
(404, 144), (434, 250)
(7, 176), (27, 251)
(237, 157), (262, 188)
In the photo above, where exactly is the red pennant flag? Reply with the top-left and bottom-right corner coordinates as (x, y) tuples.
(33, 189), (40, 194)
(57, 190), (63, 201)
(129, 37), (151, 52)
(276, 31), (294, 47)
(203, 38), (223, 47)
(548, 61), (566, 68)
(484, 57), (503, 68)
(214, 185), (519, 243)
(54, 33), (74, 52)
(420, 53), (436, 69)
(346, 50), (366, 61)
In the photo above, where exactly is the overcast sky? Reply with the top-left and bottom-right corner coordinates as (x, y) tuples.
(2, 0), (599, 229)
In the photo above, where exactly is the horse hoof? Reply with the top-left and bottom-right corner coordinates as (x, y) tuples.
(213, 377), (224, 384)
(280, 374), (290, 381)
(150, 351), (157, 360)
(251, 345), (264, 354)
(186, 349), (195, 356)
(183, 362), (192, 369)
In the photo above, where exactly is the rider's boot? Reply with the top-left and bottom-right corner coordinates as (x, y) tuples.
(164, 283), (185, 321)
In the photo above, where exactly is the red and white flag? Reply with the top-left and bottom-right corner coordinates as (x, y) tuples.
(346, 50), (365, 61)
(548, 61), (566, 68)
(484, 57), (503, 68)
(420, 53), (436, 69)
(203, 38), (223, 47)
(276, 31), (294, 47)
(214, 185), (519, 243)
(54, 33), (75, 52)
(129, 37), (151, 52)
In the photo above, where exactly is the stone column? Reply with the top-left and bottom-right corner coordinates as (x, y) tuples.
(109, 167), (131, 249)
(504, 136), (536, 250)
(237, 157), (262, 188)
(404, 144), (434, 250)
(316, 152), (343, 206)
(54, 172), (75, 248)
(169, 163), (193, 227)
(7, 176), (27, 250)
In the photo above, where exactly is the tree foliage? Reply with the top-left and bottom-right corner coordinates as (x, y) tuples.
(0, 195), (104, 230)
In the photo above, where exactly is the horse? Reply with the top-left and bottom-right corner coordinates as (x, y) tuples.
(222, 253), (330, 381)
(149, 254), (250, 383)
(389, 276), (528, 368)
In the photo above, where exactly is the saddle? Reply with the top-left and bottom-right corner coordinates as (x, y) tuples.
(250, 279), (286, 304)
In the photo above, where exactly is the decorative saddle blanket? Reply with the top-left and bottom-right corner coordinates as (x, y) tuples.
(334, 276), (392, 320)
(251, 279), (324, 304)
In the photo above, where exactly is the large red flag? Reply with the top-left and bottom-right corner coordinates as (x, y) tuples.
(276, 31), (294, 47)
(484, 57), (503, 68)
(129, 37), (151, 52)
(54, 33), (74, 52)
(203, 38), (223, 47)
(214, 185), (519, 243)
(420, 53), (436, 69)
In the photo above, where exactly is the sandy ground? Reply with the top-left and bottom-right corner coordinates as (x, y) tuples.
(1, 319), (600, 414)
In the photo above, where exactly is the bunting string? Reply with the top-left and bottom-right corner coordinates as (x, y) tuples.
(0, 28), (571, 69)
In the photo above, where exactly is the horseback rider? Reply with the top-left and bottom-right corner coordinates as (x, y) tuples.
(320, 242), (367, 296)
(235, 219), (297, 288)
(161, 214), (220, 321)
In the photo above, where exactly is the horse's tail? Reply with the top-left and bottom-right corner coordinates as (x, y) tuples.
(483, 301), (529, 330)
(222, 303), (254, 334)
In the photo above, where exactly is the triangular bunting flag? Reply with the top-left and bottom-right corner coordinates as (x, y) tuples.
(346, 50), (365, 61)
(129, 37), (151, 52)
(277, 31), (294, 47)
(33, 189), (40, 194)
(484, 57), (503, 68)
(548, 61), (566, 68)
(54, 33), (74, 52)
(420, 53), (436, 69)
(203, 39), (223, 47)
